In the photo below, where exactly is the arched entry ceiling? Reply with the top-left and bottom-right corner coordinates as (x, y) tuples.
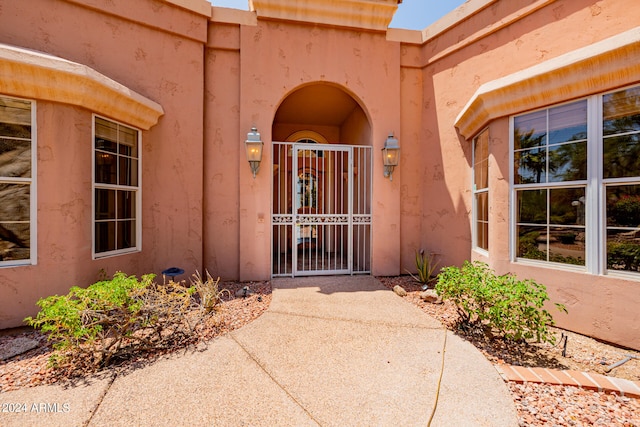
(274, 84), (360, 126)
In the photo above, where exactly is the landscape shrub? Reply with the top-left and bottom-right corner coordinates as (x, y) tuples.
(25, 271), (226, 370)
(406, 249), (440, 287)
(607, 241), (640, 271)
(435, 261), (566, 344)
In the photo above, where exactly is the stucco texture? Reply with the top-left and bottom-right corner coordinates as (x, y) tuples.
(0, 0), (638, 350)
(0, 0), (207, 327)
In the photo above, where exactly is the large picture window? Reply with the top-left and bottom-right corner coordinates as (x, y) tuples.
(93, 117), (140, 257)
(0, 96), (35, 266)
(473, 129), (489, 251)
(512, 84), (640, 276)
(514, 100), (587, 266)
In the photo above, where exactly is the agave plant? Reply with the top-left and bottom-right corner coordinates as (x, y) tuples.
(406, 249), (440, 289)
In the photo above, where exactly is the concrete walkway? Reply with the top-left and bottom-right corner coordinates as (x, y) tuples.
(1, 276), (518, 426)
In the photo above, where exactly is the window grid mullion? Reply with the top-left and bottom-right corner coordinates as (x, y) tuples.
(588, 94), (602, 275)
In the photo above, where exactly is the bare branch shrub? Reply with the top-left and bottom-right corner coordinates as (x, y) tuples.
(25, 271), (227, 374)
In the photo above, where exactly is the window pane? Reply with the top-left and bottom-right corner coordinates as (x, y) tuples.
(0, 98), (31, 139)
(0, 223), (30, 261)
(0, 183), (30, 221)
(95, 136), (117, 153)
(117, 190), (136, 219)
(119, 157), (138, 187)
(514, 110), (546, 150)
(605, 184), (640, 274)
(476, 192), (488, 221)
(607, 230), (640, 273)
(550, 187), (585, 226)
(476, 220), (488, 250)
(517, 225), (547, 260)
(119, 126), (138, 157)
(474, 159), (488, 189)
(95, 189), (116, 220)
(0, 138), (31, 178)
(95, 152), (117, 184)
(606, 184), (640, 227)
(517, 189), (547, 224)
(117, 220), (136, 250)
(603, 134), (640, 179)
(549, 226), (585, 266)
(603, 86), (640, 136)
(548, 141), (586, 182)
(474, 130), (489, 188)
(515, 148), (546, 184)
(95, 221), (116, 253)
(475, 191), (489, 248)
(95, 118), (118, 148)
(548, 101), (587, 144)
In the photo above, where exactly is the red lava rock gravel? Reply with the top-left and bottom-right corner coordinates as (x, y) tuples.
(510, 382), (640, 426)
(0, 280), (271, 394)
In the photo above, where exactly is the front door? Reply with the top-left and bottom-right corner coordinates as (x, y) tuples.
(272, 142), (371, 276)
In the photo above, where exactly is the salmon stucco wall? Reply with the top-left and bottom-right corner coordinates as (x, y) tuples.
(0, 0), (208, 328)
(225, 19), (402, 279)
(204, 22), (242, 280)
(417, 0), (640, 349)
(398, 63), (425, 271)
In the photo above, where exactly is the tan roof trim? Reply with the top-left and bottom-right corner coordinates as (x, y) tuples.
(455, 27), (640, 139)
(211, 6), (258, 26)
(249, 0), (399, 31)
(387, 0), (495, 44)
(0, 44), (164, 130)
(165, 0), (212, 17)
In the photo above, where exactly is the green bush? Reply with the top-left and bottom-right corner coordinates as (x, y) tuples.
(607, 241), (640, 271)
(435, 261), (566, 344)
(610, 195), (640, 227)
(25, 271), (226, 369)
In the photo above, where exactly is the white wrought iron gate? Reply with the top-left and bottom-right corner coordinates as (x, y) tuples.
(272, 142), (371, 276)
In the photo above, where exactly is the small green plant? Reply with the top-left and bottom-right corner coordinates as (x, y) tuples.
(435, 261), (566, 344)
(406, 249), (440, 287)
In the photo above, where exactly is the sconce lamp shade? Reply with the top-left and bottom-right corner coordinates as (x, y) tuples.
(382, 133), (400, 180)
(245, 127), (263, 178)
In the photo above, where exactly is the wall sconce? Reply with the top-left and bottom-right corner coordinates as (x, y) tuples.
(382, 133), (400, 181)
(245, 126), (263, 179)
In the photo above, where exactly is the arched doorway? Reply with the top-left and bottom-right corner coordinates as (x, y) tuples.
(272, 83), (372, 277)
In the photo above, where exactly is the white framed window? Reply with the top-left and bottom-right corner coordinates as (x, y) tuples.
(473, 129), (489, 252)
(0, 95), (36, 266)
(511, 83), (640, 277)
(93, 116), (141, 258)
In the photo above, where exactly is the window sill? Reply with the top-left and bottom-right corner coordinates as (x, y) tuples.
(512, 257), (587, 274)
(472, 247), (489, 258)
(0, 260), (35, 268)
(604, 270), (640, 282)
(93, 248), (141, 260)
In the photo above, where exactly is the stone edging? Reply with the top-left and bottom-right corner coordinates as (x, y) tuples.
(495, 365), (640, 399)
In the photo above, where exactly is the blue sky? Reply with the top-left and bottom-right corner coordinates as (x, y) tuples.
(208, 0), (468, 30)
